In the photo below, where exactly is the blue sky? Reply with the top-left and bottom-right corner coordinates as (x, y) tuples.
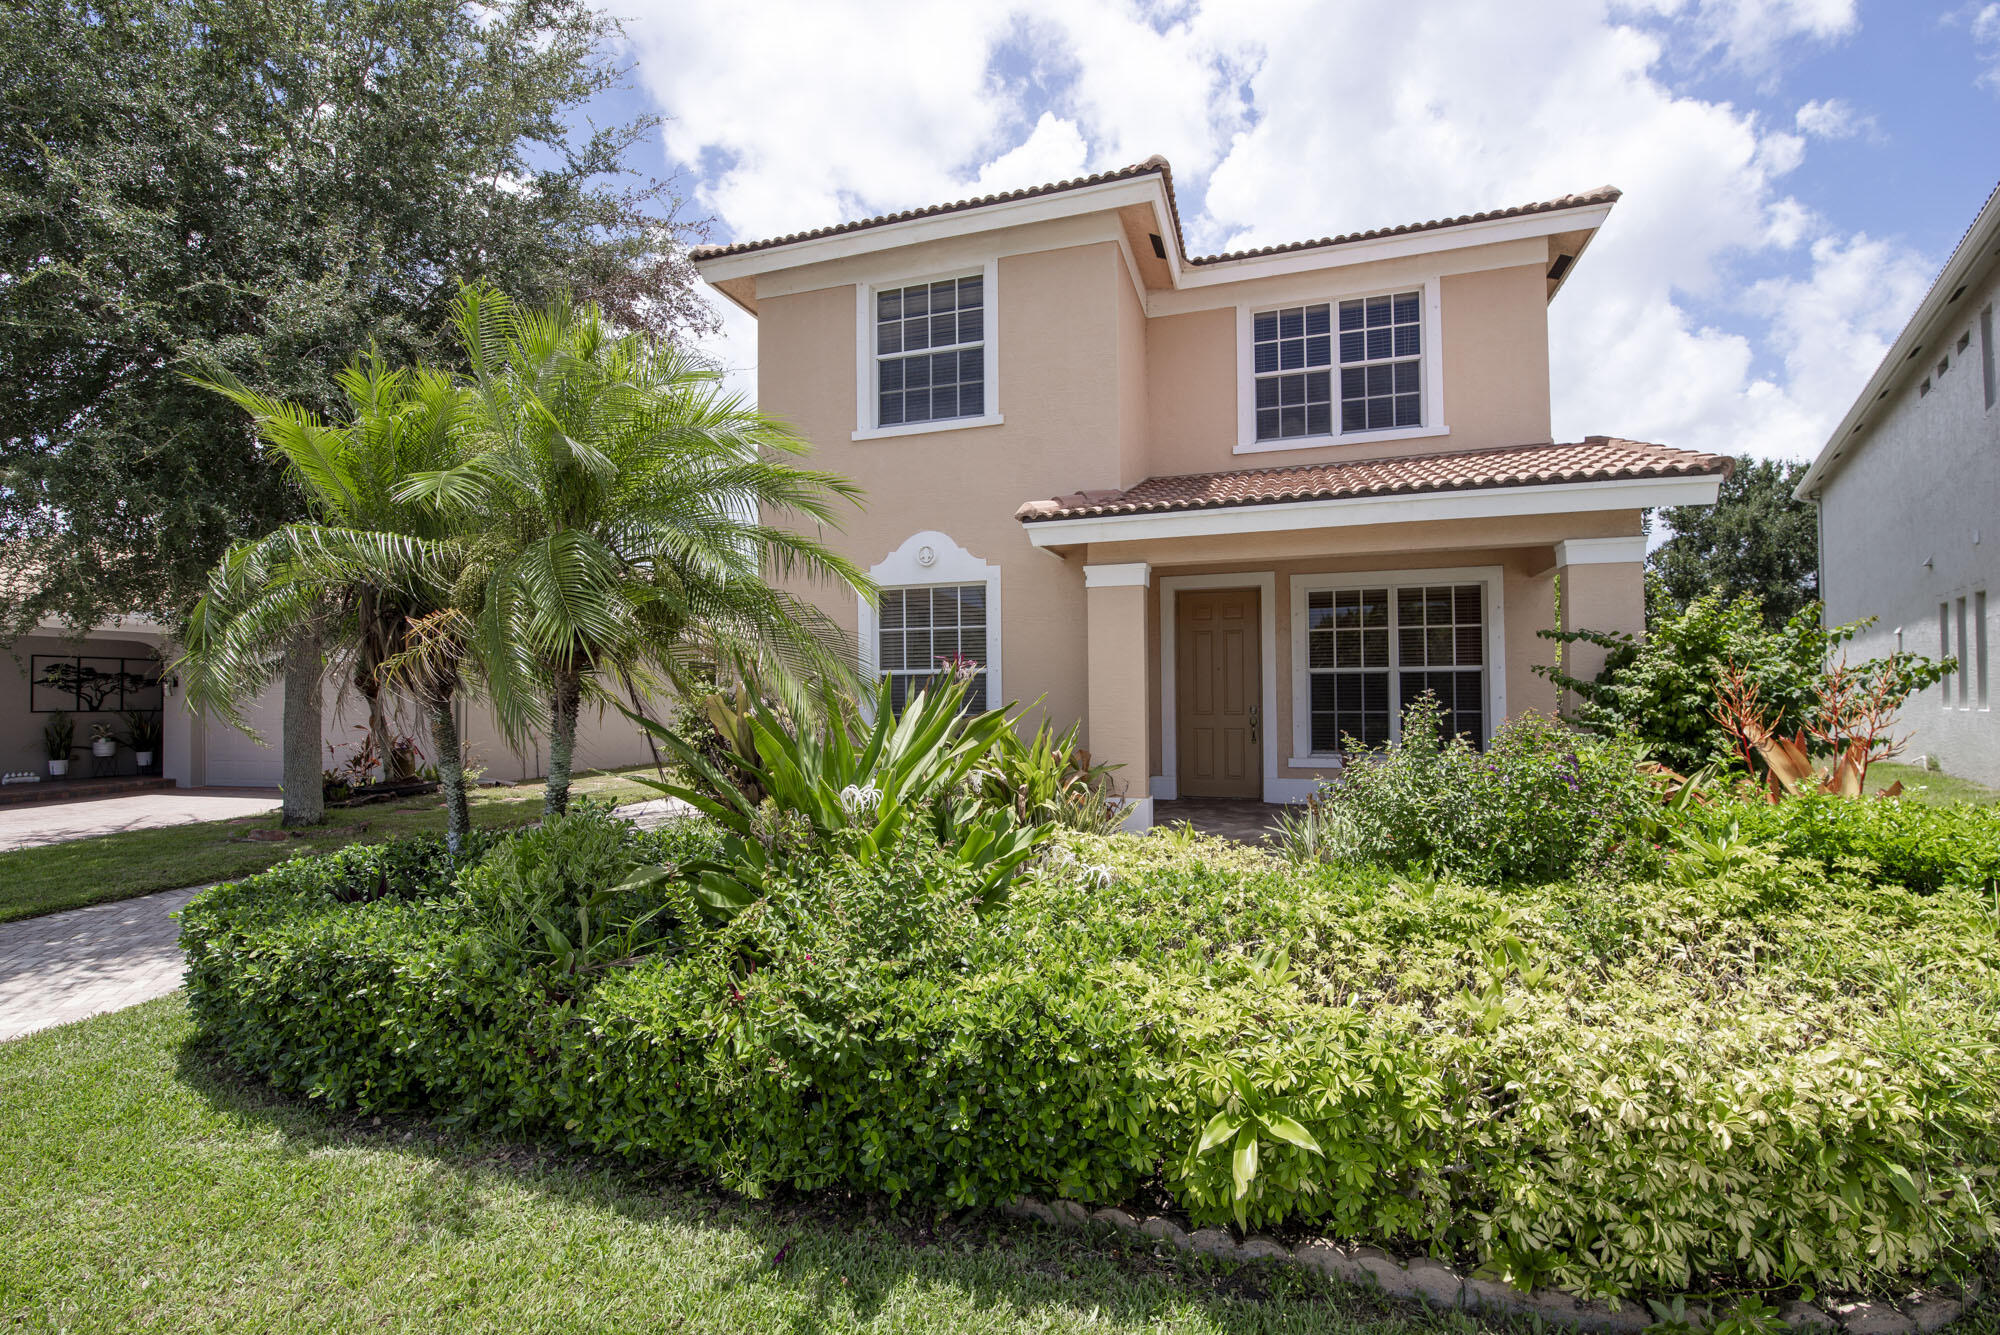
(583, 0), (1999, 464)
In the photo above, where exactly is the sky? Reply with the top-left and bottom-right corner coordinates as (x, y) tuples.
(586, 0), (1999, 465)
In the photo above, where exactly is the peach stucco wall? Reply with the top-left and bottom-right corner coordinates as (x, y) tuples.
(756, 241), (1136, 739)
(1138, 261), (1554, 479)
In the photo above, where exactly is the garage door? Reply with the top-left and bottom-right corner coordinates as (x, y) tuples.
(203, 683), (285, 788)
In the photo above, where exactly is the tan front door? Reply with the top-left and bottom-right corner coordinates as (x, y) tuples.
(1175, 588), (1262, 799)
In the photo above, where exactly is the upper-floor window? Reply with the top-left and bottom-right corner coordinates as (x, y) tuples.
(875, 275), (985, 428)
(1253, 290), (1422, 443)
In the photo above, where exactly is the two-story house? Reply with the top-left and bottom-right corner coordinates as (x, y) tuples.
(1794, 180), (1999, 787)
(692, 157), (1728, 827)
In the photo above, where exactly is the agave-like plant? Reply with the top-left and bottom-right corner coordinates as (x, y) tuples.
(620, 669), (1052, 912)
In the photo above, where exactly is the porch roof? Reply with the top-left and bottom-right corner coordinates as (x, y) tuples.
(1015, 437), (1731, 525)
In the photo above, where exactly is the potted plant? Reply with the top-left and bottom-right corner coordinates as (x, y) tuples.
(89, 721), (119, 759)
(44, 712), (74, 777)
(123, 711), (162, 771)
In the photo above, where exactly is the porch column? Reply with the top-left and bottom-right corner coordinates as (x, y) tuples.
(1555, 537), (1647, 710)
(1083, 561), (1152, 830)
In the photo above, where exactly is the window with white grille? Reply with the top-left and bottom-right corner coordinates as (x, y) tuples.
(1252, 290), (1423, 442)
(1304, 582), (1484, 751)
(875, 276), (984, 428)
(876, 584), (987, 714)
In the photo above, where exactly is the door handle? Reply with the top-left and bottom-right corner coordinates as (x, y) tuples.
(1248, 704), (1260, 743)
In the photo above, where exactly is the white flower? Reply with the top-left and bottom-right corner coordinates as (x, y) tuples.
(838, 784), (882, 817)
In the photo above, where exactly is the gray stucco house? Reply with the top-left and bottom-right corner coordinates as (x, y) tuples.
(1796, 181), (2000, 786)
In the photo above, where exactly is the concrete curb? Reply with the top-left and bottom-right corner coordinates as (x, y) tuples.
(1001, 1196), (1976, 1333)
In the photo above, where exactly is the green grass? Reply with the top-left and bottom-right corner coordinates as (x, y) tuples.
(0, 768), (666, 924)
(1866, 761), (2000, 806)
(0, 999), (1479, 1335)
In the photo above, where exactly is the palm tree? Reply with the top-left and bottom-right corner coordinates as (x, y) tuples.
(178, 356), (482, 848)
(411, 285), (871, 816)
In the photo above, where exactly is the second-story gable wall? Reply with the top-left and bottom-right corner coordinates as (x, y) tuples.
(1139, 250), (1555, 480)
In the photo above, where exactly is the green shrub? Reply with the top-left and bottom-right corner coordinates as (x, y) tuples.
(1305, 696), (1658, 883)
(1538, 593), (1949, 772)
(1685, 793), (2000, 893)
(184, 817), (2000, 1303)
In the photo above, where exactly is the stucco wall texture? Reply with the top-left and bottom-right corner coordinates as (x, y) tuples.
(1816, 260), (2000, 787)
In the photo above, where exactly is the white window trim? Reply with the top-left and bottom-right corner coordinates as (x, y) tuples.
(852, 259), (1002, 442)
(1234, 279), (1447, 455)
(858, 530), (1002, 715)
(1289, 566), (1506, 760)
(1154, 572), (1279, 803)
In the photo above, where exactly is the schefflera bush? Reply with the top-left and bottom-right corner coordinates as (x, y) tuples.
(184, 816), (2000, 1303)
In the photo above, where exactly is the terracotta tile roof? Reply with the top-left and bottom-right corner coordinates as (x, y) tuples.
(690, 158), (1183, 262)
(690, 156), (1618, 268)
(1014, 438), (1731, 523)
(1191, 186), (1621, 264)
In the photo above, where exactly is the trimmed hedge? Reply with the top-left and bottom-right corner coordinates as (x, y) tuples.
(181, 815), (2000, 1302)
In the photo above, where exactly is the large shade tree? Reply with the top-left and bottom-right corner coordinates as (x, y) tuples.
(414, 286), (872, 816)
(1649, 455), (1819, 629)
(0, 0), (709, 637)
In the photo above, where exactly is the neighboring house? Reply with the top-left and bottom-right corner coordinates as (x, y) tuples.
(1795, 180), (2000, 787)
(5, 612), (657, 789)
(691, 157), (1728, 826)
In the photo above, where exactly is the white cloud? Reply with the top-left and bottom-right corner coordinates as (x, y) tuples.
(1615, 0), (1857, 74)
(1794, 96), (1878, 139)
(1959, 3), (2000, 90)
(626, 0), (1923, 464)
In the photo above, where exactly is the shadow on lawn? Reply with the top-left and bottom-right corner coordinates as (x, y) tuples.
(169, 1034), (1477, 1335)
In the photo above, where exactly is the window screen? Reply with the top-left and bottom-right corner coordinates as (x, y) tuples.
(1304, 582), (1484, 752)
(877, 276), (984, 427)
(1253, 291), (1422, 441)
(877, 584), (987, 714)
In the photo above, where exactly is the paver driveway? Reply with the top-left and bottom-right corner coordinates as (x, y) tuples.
(0, 789), (281, 852)
(0, 886), (201, 1042)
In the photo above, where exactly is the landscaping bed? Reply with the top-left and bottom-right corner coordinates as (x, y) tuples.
(180, 802), (2000, 1310)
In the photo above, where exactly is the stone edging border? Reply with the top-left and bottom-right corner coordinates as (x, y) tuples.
(1002, 1196), (1976, 1334)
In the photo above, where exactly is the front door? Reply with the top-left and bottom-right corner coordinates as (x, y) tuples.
(1175, 588), (1262, 799)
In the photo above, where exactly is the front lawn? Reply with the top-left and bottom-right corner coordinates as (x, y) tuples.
(1866, 761), (2000, 806)
(0, 767), (665, 924)
(0, 998), (1454, 1335)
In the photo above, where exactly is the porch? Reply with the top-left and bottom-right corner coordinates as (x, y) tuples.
(1017, 440), (1729, 828)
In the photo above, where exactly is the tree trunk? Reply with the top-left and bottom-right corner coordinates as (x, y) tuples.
(545, 667), (582, 817)
(281, 629), (325, 827)
(427, 696), (470, 856)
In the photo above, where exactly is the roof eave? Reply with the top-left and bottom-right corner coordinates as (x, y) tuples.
(1796, 179), (2000, 500)
(1020, 471), (1724, 545)
(689, 169), (1179, 294)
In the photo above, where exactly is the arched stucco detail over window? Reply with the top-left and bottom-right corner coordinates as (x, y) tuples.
(858, 530), (1003, 712)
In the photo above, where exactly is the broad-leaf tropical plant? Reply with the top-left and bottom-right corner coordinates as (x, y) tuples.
(410, 285), (871, 816)
(622, 669), (1053, 910)
(178, 355), (481, 846)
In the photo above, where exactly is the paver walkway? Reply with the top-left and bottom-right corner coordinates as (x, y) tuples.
(1152, 797), (1287, 846)
(0, 788), (282, 852)
(0, 885), (202, 1042)
(0, 797), (699, 1043)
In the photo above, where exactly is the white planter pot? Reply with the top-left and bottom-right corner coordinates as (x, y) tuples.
(48, 759), (68, 777)
(136, 750), (154, 768)
(91, 738), (117, 758)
